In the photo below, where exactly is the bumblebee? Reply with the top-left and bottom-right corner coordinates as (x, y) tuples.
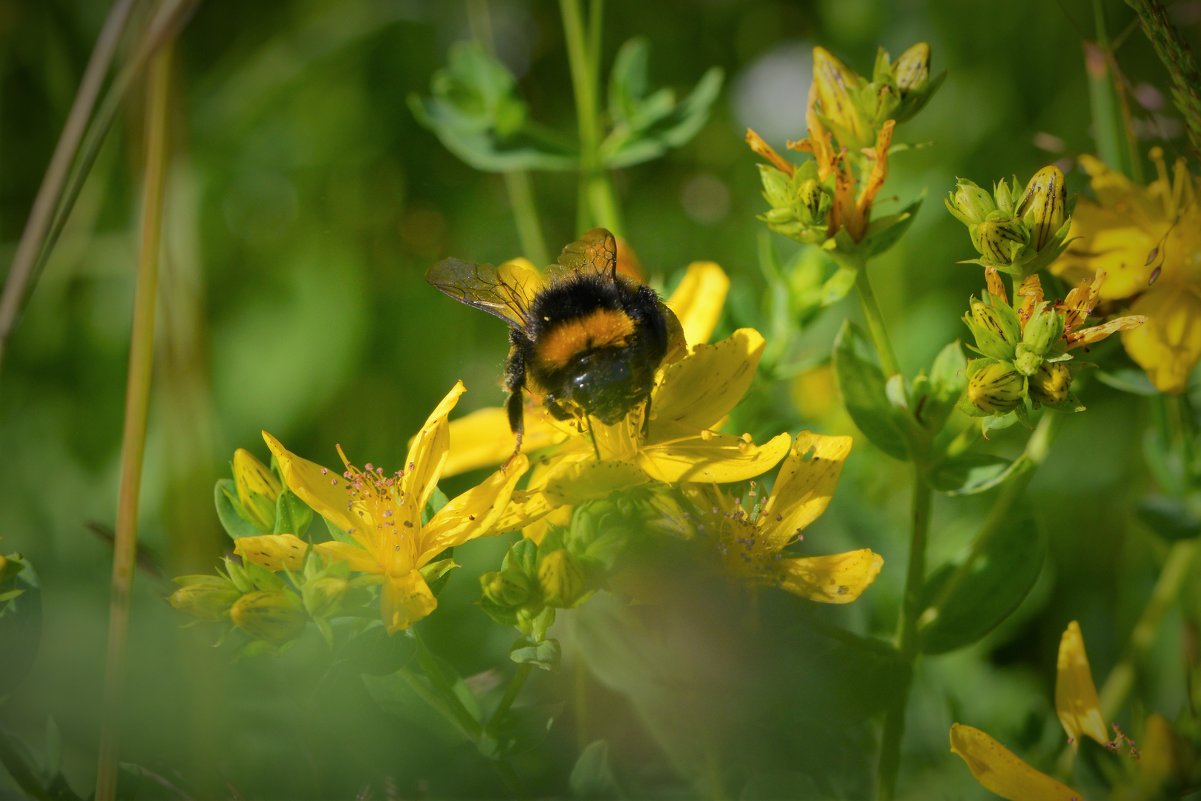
(427, 228), (682, 450)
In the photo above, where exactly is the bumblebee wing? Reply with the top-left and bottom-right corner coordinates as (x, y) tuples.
(426, 257), (537, 329)
(547, 227), (617, 283)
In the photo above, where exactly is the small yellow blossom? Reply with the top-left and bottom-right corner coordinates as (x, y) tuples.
(690, 432), (882, 602)
(1053, 149), (1201, 392)
(263, 381), (528, 633)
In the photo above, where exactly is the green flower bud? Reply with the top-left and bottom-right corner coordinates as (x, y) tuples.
(302, 576), (348, 619)
(1020, 304), (1066, 356)
(170, 576), (241, 623)
(1013, 344), (1044, 376)
(481, 568), (534, 609)
(966, 297), (1020, 360)
(1028, 362), (1073, 406)
(946, 181), (997, 226)
(798, 179), (833, 225)
(537, 549), (586, 608)
(967, 361), (1027, 414)
(1016, 165), (1067, 251)
(970, 217), (1029, 265)
(893, 42), (930, 94)
(758, 165), (792, 209)
(230, 590), (306, 646)
(993, 178), (1017, 215)
(233, 449), (281, 532)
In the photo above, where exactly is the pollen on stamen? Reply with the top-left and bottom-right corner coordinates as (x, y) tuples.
(320, 468), (328, 475)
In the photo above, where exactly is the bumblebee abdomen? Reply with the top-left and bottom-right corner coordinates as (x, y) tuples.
(534, 308), (636, 369)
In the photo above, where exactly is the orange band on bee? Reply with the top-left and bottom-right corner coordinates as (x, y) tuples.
(536, 309), (636, 369)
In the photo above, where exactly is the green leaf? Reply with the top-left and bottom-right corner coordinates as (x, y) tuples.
(820, 265), (859, 306)
(510, 637), (560, 671)
(864, 194), (924, 256)
(601, 39), (723, 169)
(214, 479), (261, 539)
(920, 340), (967, 433)
(571, 740), (624, 800)
(1137, 495), (1201, 540)
(927, 452), (1024, 495)
(1096, 367), (1160, 397)
(410, 42), (576, 172)
(272, 490), (312, 536)
(363, 637), (483, 745)
(832, 321), (911, 460)
(918, 515), (1045, 654)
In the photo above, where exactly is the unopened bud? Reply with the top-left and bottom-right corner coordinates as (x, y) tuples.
(966, 298), (1020, 360)
(970, 217), (1028, 265)
(230, 590), (306, 646)
(302, 576), (348, 619)
(234, 533), (307, 573)
(812, 47), (869, 148)
(893, 43), (930, 94)
(1029, 362), (1073, 406)
(967, 361), (1026, 414)
(1016, 165), (1067, 251)
(946, 181), (996, 225)
(481, 569), (534, 608)
(170, 576), (241, 622)
(1020, 304), (1066, 356)
(798, 179), (832, 225)
(537, 549), (586, 608)
(233, 449), (281, 531)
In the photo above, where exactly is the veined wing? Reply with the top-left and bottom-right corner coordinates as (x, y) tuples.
(426, 257), (538, 329)
(547, 227), (617, 283)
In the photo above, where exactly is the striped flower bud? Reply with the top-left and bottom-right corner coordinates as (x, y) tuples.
(798, 178), (833, 225)
(170, 576), (241, 623)
(230, 590), (307, 646)
(812, 47), (870, 149)
(537, 549), (586, 608)
(302, 576), (348, 619)
(970, 217), (1029, 266)
(481, 568), (535, 609)
(966, 298), (1020, 361)
(1020, 304), (1066, 356)
(946, 181), (997, 226)
(1016, 165), (1067, 251)
(1029, 362), (1073, 406)
(967, 361), (1026, 414)
(233, 449), (281, 531)
(893, 43), (930, 94)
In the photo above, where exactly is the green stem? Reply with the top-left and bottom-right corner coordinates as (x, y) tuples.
(95, 42), (173, 801)
(503, 171), (550, 267)
(560, 0), (622, 234)
(488, 662), (532, 731)
(0, 0), (134, 377)
(876, 467), (932, 801)
(1098, 539), (1199, 718)
(854, 266), (901, 377)
(1087, 0), (1141, 180)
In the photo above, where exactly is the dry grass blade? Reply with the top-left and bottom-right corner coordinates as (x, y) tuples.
(1127, 0), (1201, 162)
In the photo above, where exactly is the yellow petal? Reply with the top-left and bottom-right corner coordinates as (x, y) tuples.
(442, 405), (567, 477)
(542, 457), (651, 504)
(1054, 202), (1159, 300)
(1066, 315), (1145, 350)
(774, 549), (882, 603)
(760, 432), (852, 551)
(638, 429), (792, 484)
(403, 381), (466, 512)
(950, 724), (1086, 801)
(233, 533), (307, 572)
(1123, 288), (1201, 393)
(667, 261), (730, 347)
(489, 488), (559, 536)
(419, 455), (529, 562)
(1056, 621), (1108, 746)
(263, 431), (356, 534)
(380, 570), (437, 633)
(650, 328), (765, 436)
(313, 540), (381, 574)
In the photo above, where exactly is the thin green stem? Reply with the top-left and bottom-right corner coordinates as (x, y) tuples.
(0, 0), (134, 377)
(1098, 539), (1198, 718)
(854, 267), (901, 377)
(560, 0), (622, 234)
(488, 662), (532, 731)
(95, 42), (173, 801)
(876, 467), (932, 801)
(1087, 0), (1141, 180)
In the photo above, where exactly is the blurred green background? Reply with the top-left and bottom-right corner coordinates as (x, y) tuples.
(1, 0), (1198, 798)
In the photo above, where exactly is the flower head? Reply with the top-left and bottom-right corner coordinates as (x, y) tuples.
(689, 432), (882, 603)
(1052, 149), (1201, 392)
(263, 381), (528, 633)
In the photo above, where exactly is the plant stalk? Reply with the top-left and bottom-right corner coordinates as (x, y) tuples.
(560, 0), (622, 234)
(854, 267), (901, 377)
(876, 467), (932, 801)
(94, 42), (173, 801)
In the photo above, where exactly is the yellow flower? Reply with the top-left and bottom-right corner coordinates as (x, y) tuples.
(233, 533), (308, 572)
(1053, 149), (1201, 392)
(441, 259), (733, 478)
(689, 432), (882, 602)
(950, 724), (1087, 801)
(952, 620), (1109, 800)
(262, 381), (528, 633)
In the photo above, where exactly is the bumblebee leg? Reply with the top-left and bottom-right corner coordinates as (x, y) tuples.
(641, 394), (653, 440)
(585, 414), (602, 462)
(504, 338), (527, 466)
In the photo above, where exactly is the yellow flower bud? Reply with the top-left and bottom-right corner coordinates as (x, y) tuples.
(966, 298), (1020, 360)
(537, 549), (586, 608)
(234, 533), (308, 572)
(481, 568), (534, 608)
(970, 218), (1029, 265)
(233, 449), (282, 531)
(812, 47), (869, 149)
(946, 181), (996, 225)
(893, 43), (930, 94)
(967, 361), (1026, 414)
(230, 590), (307, 646)
(1029, 362), (1073, 406)
(169, 576), (241, 622)
(798, 179), (832, 225)
(302, 576), (348, 619)
(1016, 165), (1067, 251)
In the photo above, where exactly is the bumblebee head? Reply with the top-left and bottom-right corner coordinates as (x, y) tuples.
(557, 348), (648, 425)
